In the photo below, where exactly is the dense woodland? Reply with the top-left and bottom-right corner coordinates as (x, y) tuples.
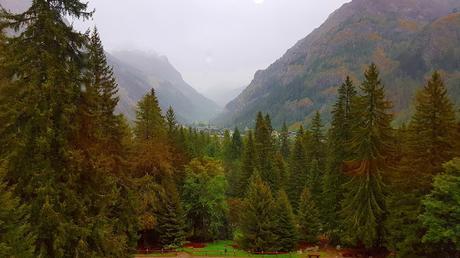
(0, 1), (459, 258)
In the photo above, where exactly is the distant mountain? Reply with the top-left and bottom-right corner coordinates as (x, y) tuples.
(217, 0), (460, 128)
(0, 0), (221, 123)
(109, 51), (221, 123)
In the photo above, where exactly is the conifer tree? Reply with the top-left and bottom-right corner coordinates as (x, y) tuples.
(308, 111), (326, 166)
(322, 76), (356, 242)
(0, 1), (133, 256)
(230, 127), (243, 161)
(226, 128), (244, 197)
(274, 153), (288, 190)
(420, 158), (460, 257)
(240, 131), (256, 196)
(166, 106), (178, 136)
(156, 178), (186, 249)
(0, 168), (35, 258)
(274, 190), (298, 252)
(87, 28), (120, 135)
(222, 130), (233, 163)
(408, 71), (457, 188)
(298, 188), (321, 244)
(280, 122), (290, 159)
(131, 90), (174, 245)
(307, 160), (322, 203)
(341, 64), (392, 248)
(254, 112), (277, 190)
(265, 114), (273, 133)
(240, 173), (277, 252)
(135, 88), (166, 141)
(287, 127), (308, 208)
(84, 28), (137, 255)
(386, 72), (458, 256)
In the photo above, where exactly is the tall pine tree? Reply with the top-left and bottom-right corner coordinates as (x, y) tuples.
(386, 72), (459, 256)
(0, 1), (132, 256)
(240, 131), (256, 196)
(254, 112), (277, 190)
(322, 76), (356, 242)
(341, 64), (392, 249)
(156, 178), (186, 249)
(240, 173), (277, 252)
(287, 127), (308, 208)
(274, 190), (298, 252)
(298, 187), (321, 244)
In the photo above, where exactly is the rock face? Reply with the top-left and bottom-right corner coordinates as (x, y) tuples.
(109, 51), (221, 123)
(218, 0), (460, 128)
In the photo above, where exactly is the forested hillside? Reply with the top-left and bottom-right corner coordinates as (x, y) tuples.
(0, 1), (459, 258)
(218, 0), (460, 128)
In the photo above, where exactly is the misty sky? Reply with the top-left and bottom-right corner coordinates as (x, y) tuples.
(73, 0), (350, 100)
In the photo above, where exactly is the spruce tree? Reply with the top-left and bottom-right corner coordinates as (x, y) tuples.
(230, 127), (243, 161)
(274, 190), (298, 252)
(298, 187), (321, 244)
(287, 127), (308, 208)
(341, 64), (392, 248)
(166, 106), (178, 137)
(135, 88), (166, 141)
(408, 71), (457, 189)
(254, 112), (277, 190)
(87, 28), (120, 136)
(84, 28), (136, 256)
(308, 111), (326, 166)
(420, 158), (460, 257)
(226, 128), (244, 197)
(0, 168), (35, 258)
(386, 72), (458, 256)
(307, 159), (322, 203)
(131, 90), (174, 245)
(274, 153), (288, 191)
(222, 130), (233, 163)
(156, 178), (186, 249)
(0, 1), (132, 256)
(240, 173), (277, 252)
(240, 131), (256, 196)
(322, 76), (356, 242)
(265, 114), (273, 133)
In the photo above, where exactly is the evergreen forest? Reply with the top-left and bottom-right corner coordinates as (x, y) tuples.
(0, 1), (459, 258)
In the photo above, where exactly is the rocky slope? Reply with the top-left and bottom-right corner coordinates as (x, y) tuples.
(217, 0), (460, 128)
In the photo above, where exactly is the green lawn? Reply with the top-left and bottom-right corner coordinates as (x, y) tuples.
(180, 241), (326, 258)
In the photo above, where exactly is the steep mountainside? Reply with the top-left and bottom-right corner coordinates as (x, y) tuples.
(109, 51), (221, 123)
(217, 0), (460, 128)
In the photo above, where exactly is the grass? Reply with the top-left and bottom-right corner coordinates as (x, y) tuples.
(180, 241), (327, 258)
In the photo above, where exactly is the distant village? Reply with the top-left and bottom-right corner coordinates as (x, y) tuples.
(189, 123), (297, 140)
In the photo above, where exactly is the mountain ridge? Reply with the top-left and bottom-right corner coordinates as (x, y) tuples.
(217, 0), (460, 128)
